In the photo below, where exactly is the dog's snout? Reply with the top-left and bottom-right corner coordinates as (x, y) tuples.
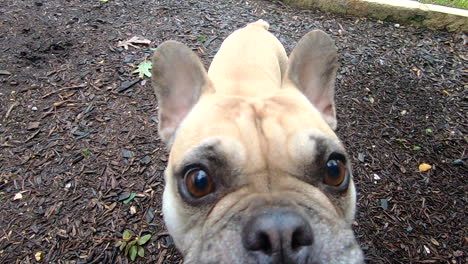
(242, 208), (313, 262)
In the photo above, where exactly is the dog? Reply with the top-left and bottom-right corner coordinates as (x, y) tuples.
(151, 20), (364, 264)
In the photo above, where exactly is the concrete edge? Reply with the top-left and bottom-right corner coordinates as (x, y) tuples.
(283, 0), (468, 32)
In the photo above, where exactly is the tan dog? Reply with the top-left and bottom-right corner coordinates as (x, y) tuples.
(151, 20), (364, 264)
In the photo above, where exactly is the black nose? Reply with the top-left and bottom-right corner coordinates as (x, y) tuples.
(242, 208), (314, 262)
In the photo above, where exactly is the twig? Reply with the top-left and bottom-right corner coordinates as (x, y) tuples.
(24, 130), (41, 143)
(156, 249), (167, 264)
(41, 84), (87, 99)
(4, 102), (19, 121)
(156, 231), (169, 239)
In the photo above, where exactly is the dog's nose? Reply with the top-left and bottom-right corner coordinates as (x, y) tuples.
(242, 208), (313, 262)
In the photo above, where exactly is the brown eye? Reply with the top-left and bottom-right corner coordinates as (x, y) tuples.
(184, 168), (214, 198)
(324, 159), (347, 186)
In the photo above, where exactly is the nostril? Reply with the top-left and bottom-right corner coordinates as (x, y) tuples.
(253, 232), (272, 254)
(291, 227), (313, 251)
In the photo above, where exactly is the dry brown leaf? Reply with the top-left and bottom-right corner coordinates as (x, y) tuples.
(117, 36), (151, 50)
(27, 121), (40, 130)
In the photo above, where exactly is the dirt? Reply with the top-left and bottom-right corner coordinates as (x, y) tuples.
(0, 0), (466, 263)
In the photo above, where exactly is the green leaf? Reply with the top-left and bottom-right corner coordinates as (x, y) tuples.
(395, 138), (406, 143)
(137, 234), (152, 245)
(413, 145), (421, 151)
(125, 240), (136, 256)
(122, 230), (133, 241)
(425, 128), (433, 133)
(130, 245), (138, 261)
(138, 246), (145, 257)
(123, 193), (136, 204)
(119, 241), (127, 251)
(198, 34), (207, 42)
(81, 148), (90, 156)
(132, 60), (152, 79)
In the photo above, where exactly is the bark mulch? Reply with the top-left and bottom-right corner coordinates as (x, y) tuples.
(0, 0), (466, 263)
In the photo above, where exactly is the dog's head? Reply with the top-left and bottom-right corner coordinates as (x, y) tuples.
(151, 28), (363, 264)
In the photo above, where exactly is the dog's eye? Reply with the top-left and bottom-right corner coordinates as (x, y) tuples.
(184, 168), (214, 198)
(324, 159), (347, 186)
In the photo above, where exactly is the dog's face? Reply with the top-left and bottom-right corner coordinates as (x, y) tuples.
(151, 23), (363, 264)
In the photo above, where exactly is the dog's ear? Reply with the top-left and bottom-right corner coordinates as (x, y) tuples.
(151, 40), (212, 145)
(285, 30), (338, 129)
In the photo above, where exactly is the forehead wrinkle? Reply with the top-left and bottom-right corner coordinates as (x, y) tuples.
(249, 99), (291, 188)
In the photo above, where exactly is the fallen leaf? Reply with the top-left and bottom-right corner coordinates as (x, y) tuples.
(117, 36), (151, 50)
(130, 206), (137, 215)
(133, 60), (152, 78)
(27, 121), (40, 130)
(419, 163), (432, 172)
(13, 191), (26, 200)
(35, 251), (43, 261)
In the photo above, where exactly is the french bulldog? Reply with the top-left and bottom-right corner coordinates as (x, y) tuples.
(151, 20), (364, 264)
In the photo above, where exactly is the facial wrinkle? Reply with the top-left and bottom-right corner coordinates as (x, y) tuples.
(251, 99), (272, 191)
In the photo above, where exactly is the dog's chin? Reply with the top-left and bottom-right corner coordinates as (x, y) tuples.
(181, 217), (364, 264)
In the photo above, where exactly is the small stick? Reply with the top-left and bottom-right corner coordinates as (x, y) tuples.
(41, 84), (86, 99)
(4, 102), (19, 121)
(156, 249), (167, 264)
(24, 130), (41, 143)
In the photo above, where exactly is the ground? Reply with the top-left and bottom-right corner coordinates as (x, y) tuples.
(0, 0), (466, 263)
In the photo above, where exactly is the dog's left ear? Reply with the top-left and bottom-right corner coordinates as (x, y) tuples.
(285, 30), (338, 129)
(151, 41), (213, 145)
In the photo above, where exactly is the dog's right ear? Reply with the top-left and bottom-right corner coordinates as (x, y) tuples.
(151, 41), (212, 146)
(284, 30), (338, 130)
